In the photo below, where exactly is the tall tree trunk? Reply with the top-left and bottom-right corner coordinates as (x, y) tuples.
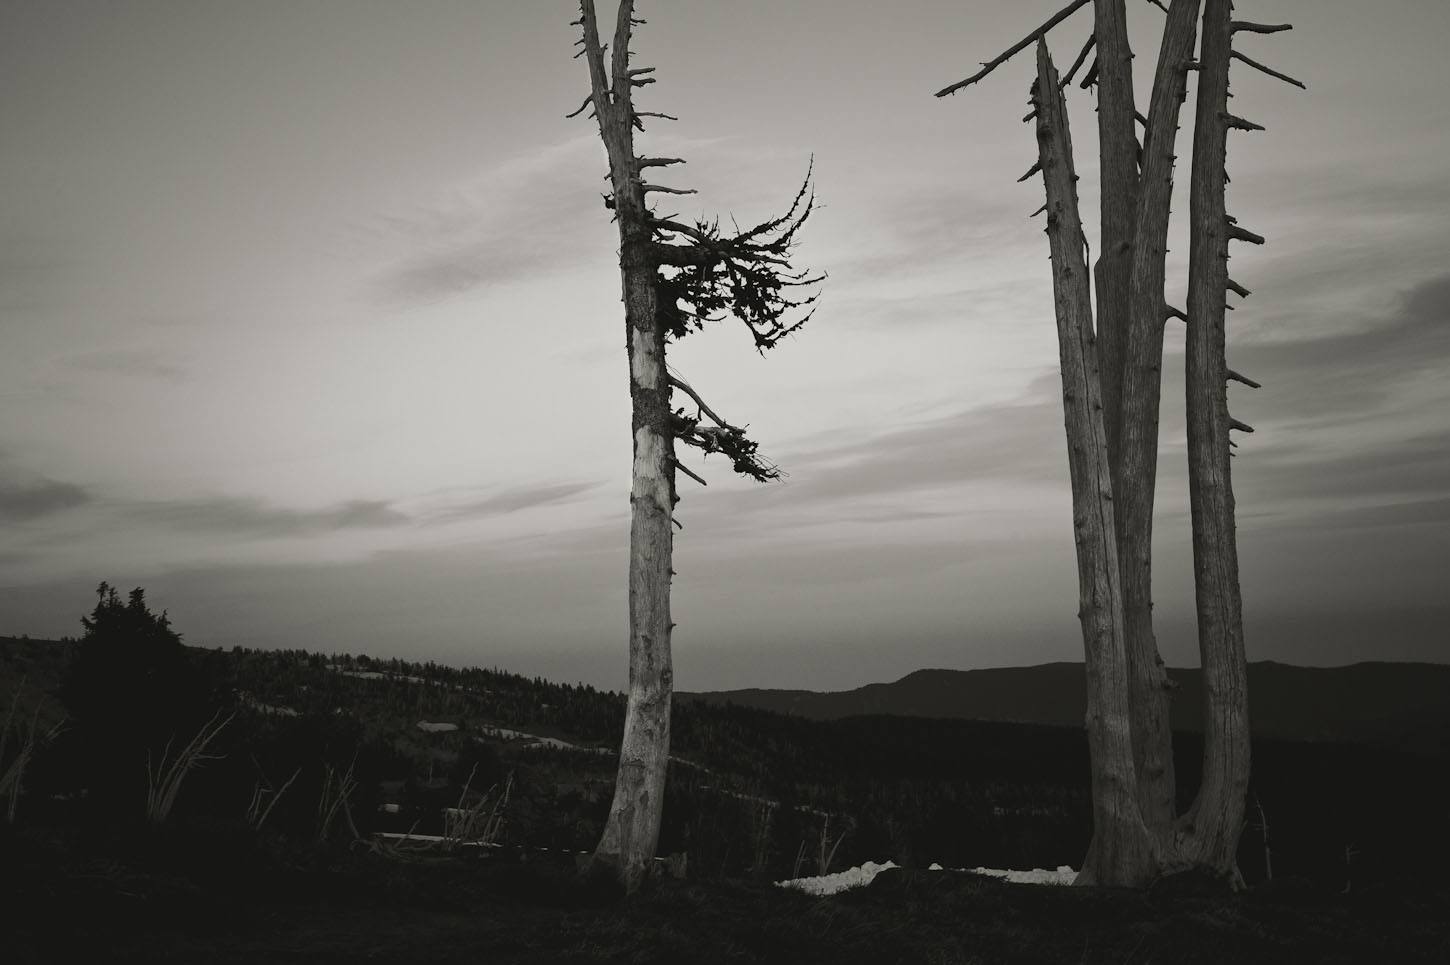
(1091, 0), (1137, 472)
(1031, 41), (1155, 888)
(578, 0), (677, 893)
(1117, 0), (1201, 845)
(1181, 0), (1251, 885)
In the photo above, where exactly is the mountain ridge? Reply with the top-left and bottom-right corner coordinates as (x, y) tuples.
(681, 660), (1450, 749)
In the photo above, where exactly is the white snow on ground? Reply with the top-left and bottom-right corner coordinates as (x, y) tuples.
(954, 864), (1077, 885)
(478, 725), (612, 753)
(779, 862), (1077, 896)
(417, 720), (459, 732)
(334, 668), (429, 685)
(776, 861), (899, 896)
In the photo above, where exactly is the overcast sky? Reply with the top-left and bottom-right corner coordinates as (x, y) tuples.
(3, 1), (1447, 690)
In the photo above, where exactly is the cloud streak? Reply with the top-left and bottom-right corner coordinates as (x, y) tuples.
(128, 496), (411, 537)
(421, 481), (602, 525)
(0, 475), (90, 522)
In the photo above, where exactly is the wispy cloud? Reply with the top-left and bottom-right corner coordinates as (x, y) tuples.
(0, 475), (90, 522)
(369, 134), (826, 309)
(421, 481), (601, 525)
(369, 136), (608, 307)
(129, 496), (410, 537)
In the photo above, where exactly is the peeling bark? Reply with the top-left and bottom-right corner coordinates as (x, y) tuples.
(575, 0), (819, 893)
(578, 0), (676, 893)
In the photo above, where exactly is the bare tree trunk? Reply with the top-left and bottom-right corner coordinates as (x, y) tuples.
(940, 0), (1293, 890)
(1031, 40), (1154, 888)
(577, 0), (676, 893)
(574, 0), (819, 893)
(1091, 0), (1137, 474)
(1180, 0), (1251, 886)
(1117, 0), (1202, 846)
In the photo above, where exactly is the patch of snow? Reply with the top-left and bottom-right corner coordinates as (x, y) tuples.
(479, 724), (608, 752)
(329, 666), (428, 685)
(776, 860), (899, 896)
(966, 864), (1076, 885)
(780, 861), (1078, 896)
(417, 720), (459, 733)
(929, 863), (1077, 885)
(372, 831), (499, 848)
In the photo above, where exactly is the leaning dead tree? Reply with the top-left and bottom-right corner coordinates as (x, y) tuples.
(937, 0), (1300, 887)
(571, 0), (821, 893)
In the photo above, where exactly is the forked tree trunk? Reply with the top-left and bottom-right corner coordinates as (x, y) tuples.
(578, 0), (677, 893)
(940, 0), (1291, 889)
(1180, 0), (1251, 884)
(1116, 0), (1201, 846)
(1031, 41), (1155, 888)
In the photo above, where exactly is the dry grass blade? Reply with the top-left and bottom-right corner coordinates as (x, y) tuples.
(145, 710), (233, 824)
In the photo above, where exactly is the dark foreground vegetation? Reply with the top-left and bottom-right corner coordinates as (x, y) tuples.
(3, 589), (1449, 961)
(5, 823), (1447, 964)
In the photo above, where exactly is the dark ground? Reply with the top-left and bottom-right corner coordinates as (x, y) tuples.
(4, 826), (1447, 964)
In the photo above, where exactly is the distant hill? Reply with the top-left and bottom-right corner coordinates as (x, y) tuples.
(681, 661), (1450, 750)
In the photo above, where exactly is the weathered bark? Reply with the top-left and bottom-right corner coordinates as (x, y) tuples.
(940, 0), (1287, 890)
(1116, 0), (1201, 844)
(1090, 0), (1138, 474)
(578, 0), (676, 893)
(1031, 41), (1155, 889)
(1180, 0), (1251, 885)
(575, 1), (818, 893)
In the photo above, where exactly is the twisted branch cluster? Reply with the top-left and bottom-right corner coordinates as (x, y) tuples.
(651, 168), (823, 351)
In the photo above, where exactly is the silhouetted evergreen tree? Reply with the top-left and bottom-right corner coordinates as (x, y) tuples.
(54, 583), (224, 817)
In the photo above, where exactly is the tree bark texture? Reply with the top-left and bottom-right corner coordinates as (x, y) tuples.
(1116, 0), (1202, 842)
(1091, 0), (1138, 474)
(579, 0), (676, 893)
(1031, 40), (1155, 889)
(1181, 0), (1251, 885)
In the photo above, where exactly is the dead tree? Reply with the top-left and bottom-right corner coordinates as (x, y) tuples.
(937, 0), (1299, 887)
(571, 0), (821, 893)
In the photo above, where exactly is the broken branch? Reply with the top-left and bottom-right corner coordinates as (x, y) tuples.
(669, 375), (736, 430)
(672, 459), (707, 487)
(1227, 222), (1265, 245)
(1231, 21), (1292, 35)
(565, 93), (595, 119)
(1231, 50), (1306, 89)
(1061, 33), (1097, 88)
(935, 0), (1090, 97)
(639, 182), (697, 195)
(1226, 369), (1261, 388)
(1221, 111), (1265, 131)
